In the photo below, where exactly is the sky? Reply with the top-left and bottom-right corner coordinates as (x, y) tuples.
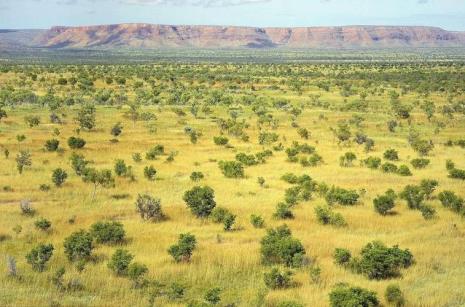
(1, 0), (465, 30)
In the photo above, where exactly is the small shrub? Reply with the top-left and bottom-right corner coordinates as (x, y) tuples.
(373, 190), (396, 215)
(419, 204), (436, 220)
(90, 221), (125, 244)
(274, 202), (294, 220)
(144, 165), (157, 181)
(146, 145), (164, 160)
(250, 214), (265, 228)
(108, 249), (133, 276)
(20, 199), (34, 215)
(411, 158), (430, 169)
(128, 262), (148, 288)
(34, 218), (51, 231)
(339, 152), (357, 167)
(114, 160), (128, 177)
(384, 149), (399, 161)
(190, 171), (204, 181)
(400, 185), (425, 209)
(26, 243), (54, 272)
(325, 186), (359, 206)
(260, 225), (305, 267)
(333, 248), (352, 266)
(135, 194), (165, 222)
(204, 287), (221, 305)
(420, 179), (439, 199)
(52, 168), (68, 187)
(213, 136), (229, 146)
(168, 233), (196, 262)
(385, 284), (405, 306)
(218, 160), (244, 178)
(183, 186), (216, 218)
(63, 230), (93, 261)
(438, 191), (464, 214)
(264, 268), (293, 289)
(363, 156), (382, 169)
(67, 136), (86, 149)
(314, 206), (346, 227)
(44, 139), (60, 152)
(381, 162), (398, 173)
(397, 165), (412, 176)
(329, 284), (379, 307)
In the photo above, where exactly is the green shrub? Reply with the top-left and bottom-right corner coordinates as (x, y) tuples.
(325, 186), (359, 206)
(67, 136), (86, 149)
(329, 284), (379, 307)
(168, 233), (197, 262)
(90, 221), (125, 244)
(373, 190), (396, 215)
(339, 152), (357, 167)
(144, 165), (157, 181)
(204, 287), (221, 305)
(264, 268), (293, 289)
(448, 167), (465, 180)
(108, 249), (133, 276)
(277, 301), (304, 307)
(135, 194), (165, 222)
(419, 204), (436, 220)
(399, 185), (425, 209)
(397, 165), (412, 176)
(420, 179), (439, 199)
(190, 171), (204, 181)
(26, 243), (54, 272)
(52, 168), (68, 187)
(438, 191), (464, 214)
(146, 145), (164, 160)
(384, 149), (399, 161)
(44, 139), (60, 152)
(63, 230), (93, 261)
(353, 241), (414, 280)
(213, 135), (229, 146)
(314, 206), (346, 227)
(411, 158), (430, 169)
(127, 262), (148, 288)
(250, 214), (265, 228)
(218, 160), (244, 178)
(385, 284), (405, 306)
(333, 248), (352, 266)
(274, 202), (294, 220)
(381, 162), (398, 173)
(235, 152), (258, 166)
(34, 218), (51, 231)
(114, 159), (128, 177)
(183, 186), (216, 218)
(260, 225), (305, 267)
(363, 156), (382, 169)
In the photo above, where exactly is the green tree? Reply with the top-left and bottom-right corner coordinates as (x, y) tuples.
(168, 233), (196, 262)
(183, 186), (216, 218)
(26, 243), (54, 272)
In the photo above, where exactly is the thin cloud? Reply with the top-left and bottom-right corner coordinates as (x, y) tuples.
(120, 0), (271, 6)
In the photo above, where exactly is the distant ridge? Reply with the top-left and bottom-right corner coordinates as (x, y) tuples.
(2, 24), (465, 49)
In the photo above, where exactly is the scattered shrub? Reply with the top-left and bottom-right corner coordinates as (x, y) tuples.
(329, 284), (379, 307)
(264, 268), (293, 289)
(250, 214), (265, 228)
(183, 186), (216, 218)
(34, 218), (51, 231)
(44, 139), (60, 152)
(333, 248), (352, 266)
(315, 206), (346, 227)
(397, 165), (412, 176)
(52, 168), (68, 187)
(213, 136), (229, 146)
(274, 202), (294, 220)
(339, 152), (357, 167)
(190, 171), (204, 181)
(168, 233), (197, 262)
(373, 190), (396, 215)
(363, 156), (382, 169)
(204, 287), (221, 305)
(114, 159), (128, 177)
(108, 249), (133, 276)
(260, 225), (305, 267)
(411, 158), (430, 169)
(135, 194), (165, 222)
(381, 162), (398, 173)
(384, 149), (399, 161)
(67, 136), (86, 149)
(438, 191), (464, 215)
(218, 160), (244, 178)
(90, 221), (125, 244)
(144, 165), (157, 181)
(325, 186), (359, 206)
(128, 262), (148, 288)
(385, 284), (405, 306)
(63, 230), (93, 261)
(26, 243), (54, 272)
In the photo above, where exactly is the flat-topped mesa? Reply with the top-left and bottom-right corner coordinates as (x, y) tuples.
(35, 24), (465, 49)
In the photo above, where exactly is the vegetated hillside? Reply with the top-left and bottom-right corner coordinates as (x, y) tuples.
(0, 63), (464, 306)
(29, 24), (465, 49)
(0, 29), (46, 49)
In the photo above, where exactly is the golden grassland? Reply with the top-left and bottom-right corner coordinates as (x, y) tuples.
(0, 65), (465, 307)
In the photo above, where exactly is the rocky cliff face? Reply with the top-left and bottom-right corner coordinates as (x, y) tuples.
(29, 24), (465, 49)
